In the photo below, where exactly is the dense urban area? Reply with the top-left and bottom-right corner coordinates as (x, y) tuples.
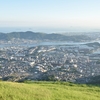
(0, 37), (100, 83)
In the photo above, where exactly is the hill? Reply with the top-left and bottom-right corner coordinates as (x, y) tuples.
(0, 31), (91, 42)
(85, 42), (100, 47)
(0, 81), (100, 100)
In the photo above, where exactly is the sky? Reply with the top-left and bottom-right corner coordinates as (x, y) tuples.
(0, 0), (100, 32)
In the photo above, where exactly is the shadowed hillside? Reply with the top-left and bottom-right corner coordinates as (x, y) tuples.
(0, 31), (91, 42)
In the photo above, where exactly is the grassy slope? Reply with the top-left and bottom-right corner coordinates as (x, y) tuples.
(0, 81), (100, 100)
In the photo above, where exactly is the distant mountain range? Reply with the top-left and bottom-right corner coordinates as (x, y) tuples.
(0, 31), (91, 42)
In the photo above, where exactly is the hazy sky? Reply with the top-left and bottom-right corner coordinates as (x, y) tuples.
(0, 0), (100, 32)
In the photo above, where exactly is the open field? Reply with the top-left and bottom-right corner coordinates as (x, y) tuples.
(0, 81), (100, 100)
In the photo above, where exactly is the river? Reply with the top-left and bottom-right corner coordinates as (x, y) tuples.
(0, 41), (100, 48)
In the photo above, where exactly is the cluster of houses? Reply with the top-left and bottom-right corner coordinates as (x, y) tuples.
(0, 43), (100, 83)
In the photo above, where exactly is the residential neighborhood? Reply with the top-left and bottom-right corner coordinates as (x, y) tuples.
(0, 40), (100, 83)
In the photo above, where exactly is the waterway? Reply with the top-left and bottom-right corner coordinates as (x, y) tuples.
(0, 41), (100, 48)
